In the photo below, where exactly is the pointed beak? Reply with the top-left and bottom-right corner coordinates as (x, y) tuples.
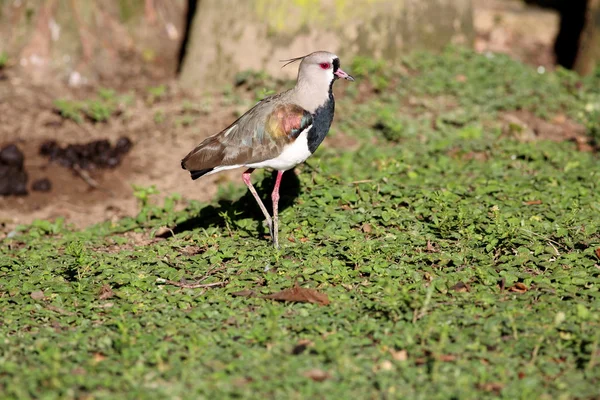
(334, 68), (355, 81)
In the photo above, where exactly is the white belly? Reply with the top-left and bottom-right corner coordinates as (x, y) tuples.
(246, 127), (313, 171)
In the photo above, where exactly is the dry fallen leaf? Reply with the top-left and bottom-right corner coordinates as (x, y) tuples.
(478, 382), (504, 393)
(362, 223), (372, 233)
(263, 286), (330, 305)
(390, 349), (408, 361)
(523, 200), (542, 205)
(98, 284), (114, 300)
(414, 351), (457, 364)
(438, 354), (457, 362)
(595, 247), (600, 259)
(463, 151), (488, 162)
(426, 240), (437, 252)
(30, 290), (45, 300)
(231, 290), (256, 298)
(92, 352), (106, 363)
(509, 282), (528, 293)
(46, 305), (75, 316)
(232, 377), (254, 387)
(551, 114), (567, 124)
(303, 368), (330, 382)
(71, 367), (86, 376)
(297, 338), (315, 346)
(450, 282), (470, 293)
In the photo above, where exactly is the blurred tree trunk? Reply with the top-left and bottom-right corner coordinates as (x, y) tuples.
(179, 0), (474, 91)
(526, 0), (600, 75)
(574, 0), (600, 75)
(0, 0), (186, 85)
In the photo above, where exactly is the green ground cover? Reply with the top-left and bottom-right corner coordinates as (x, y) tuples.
(1, 47), (599, 399)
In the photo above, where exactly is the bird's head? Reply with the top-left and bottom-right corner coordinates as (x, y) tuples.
(284, 51), (354, 90)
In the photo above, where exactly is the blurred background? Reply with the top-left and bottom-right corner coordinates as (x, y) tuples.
(2, 0), (598, 86)
(0, 0), (598, 230)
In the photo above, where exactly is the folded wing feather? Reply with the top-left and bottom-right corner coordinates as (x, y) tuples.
(181, 96), (312, 179)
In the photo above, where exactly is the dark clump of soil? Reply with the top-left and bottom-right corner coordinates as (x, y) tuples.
(32, 178), (52, 192)
(0, 144), (28, 196)
(39, 137), (133, 170)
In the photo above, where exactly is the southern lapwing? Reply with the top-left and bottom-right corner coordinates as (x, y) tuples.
(181, 51), (354, 248)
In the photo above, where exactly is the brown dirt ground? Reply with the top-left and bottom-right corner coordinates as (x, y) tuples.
(0, 65), (359, 234)
(0, 1), (585, 234)
(0, 67), (236, 232)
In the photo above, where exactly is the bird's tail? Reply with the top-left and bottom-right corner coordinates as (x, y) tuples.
(188, 168), (213, 180)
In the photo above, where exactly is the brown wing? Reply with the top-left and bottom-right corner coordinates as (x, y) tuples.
(181, 95), (312, 179)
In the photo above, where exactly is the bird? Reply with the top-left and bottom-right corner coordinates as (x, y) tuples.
(181, 51), (354, 248)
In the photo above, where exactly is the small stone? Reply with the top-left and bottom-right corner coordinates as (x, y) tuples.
(30, 290), (45, 300)
(302, 368), (330, 382)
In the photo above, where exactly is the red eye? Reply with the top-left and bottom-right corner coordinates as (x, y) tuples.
(320, 63), (331, 70)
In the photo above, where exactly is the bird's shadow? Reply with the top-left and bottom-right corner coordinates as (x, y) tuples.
(165, 170), (301, 238)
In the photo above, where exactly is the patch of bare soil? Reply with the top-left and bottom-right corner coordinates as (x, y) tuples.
(501, 110), (593, 151)
(96, 231), (167, 253)
(0, 65), (357, 233)
(0, 65), (241, 232)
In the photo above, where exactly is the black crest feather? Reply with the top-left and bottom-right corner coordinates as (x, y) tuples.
(280, 54), (308, 69)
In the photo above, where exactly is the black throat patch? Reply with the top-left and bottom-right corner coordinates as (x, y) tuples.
(307, 90), (335, 154)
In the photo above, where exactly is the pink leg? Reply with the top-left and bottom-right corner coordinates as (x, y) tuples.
(242, 169), (273, 232)
(271, 170), (285, 248)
